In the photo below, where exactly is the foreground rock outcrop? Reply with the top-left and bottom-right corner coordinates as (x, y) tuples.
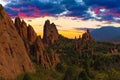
(0, 4), (35, 79)
(43, 20), (59, 45)
(0, 4), (60, 79)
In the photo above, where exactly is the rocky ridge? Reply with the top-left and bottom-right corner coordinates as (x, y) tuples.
(0, 4), (35, 79)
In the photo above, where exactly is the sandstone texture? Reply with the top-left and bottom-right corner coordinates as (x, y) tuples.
(43, 20), (59, 45)
(0, 4), (35, 79)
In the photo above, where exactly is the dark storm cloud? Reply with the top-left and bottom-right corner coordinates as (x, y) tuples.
(83, 0), (120, 8)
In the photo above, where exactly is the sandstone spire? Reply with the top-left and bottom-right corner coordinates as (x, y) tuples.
(43, 20), (59, 45)
(82, 29), (95, 43)
(75, 29), (95, 53)
(27, 24), (37, 44)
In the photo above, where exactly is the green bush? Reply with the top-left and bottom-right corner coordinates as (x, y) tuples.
(17, 73), (40, 80)
(63, 67), (78, 80)
(78, 70), (90, 80)
(0, 77), (5, 80)
(56, 63), (66, 73)
(106, 69), (120, 80)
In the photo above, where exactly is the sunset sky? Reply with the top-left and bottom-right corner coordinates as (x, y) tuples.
(1, 0), (120, 38)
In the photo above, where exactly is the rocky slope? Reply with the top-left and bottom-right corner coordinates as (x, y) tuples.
(0, 4), (35, 79)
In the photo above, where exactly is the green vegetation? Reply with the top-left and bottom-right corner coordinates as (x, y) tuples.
(17, 73), (40, 80)
(0, 77), (5, 80)
(16, 35), (120, 80)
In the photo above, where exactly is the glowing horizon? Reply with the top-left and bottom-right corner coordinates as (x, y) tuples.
(22, 16), (120, 38)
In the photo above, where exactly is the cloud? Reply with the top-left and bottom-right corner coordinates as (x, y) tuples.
(27, 19), (32, 22)
(82, 0), (120, 22)
(56, 24), (63, 28)
(2, 0), (120, 23)
(83, 0), (120, 8)
(4, 0), (65, 18)
(74, 27), (95, 32)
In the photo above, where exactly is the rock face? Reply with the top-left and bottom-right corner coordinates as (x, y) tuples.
(75, 30), (95, 53)
(50, 50), (60, 68)
(34, 36), (51, 69)
(43, 20), (59, 45)
(14, 17), (60, 69)
(15, 17), (37, 43)
(0, 4), (60, 79)
(33, 36), (60, 69)
(0, 4), (35, 79)
(15, 17), (28, 40)
(14, 17), (37, 53)
(81, 29), (95, 43)
(27, 25), (37, 44)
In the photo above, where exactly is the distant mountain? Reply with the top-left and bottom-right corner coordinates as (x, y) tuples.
(91, 26), (120, 42)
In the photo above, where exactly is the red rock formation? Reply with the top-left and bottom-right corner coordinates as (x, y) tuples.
(50, 50), (60, 68)
(14, 17), (22, 37)
(0, 4), (35, 79)
(14, 17), (38, 53)
(33, 36), (60, 69)
(14, 17), (37, 43)
(82, 29), (95, 43)
(27, 24), (37, 44)
(34, 36), (51, 69)
(14, 17), (28, 40)
(0, 4), (60, 79)
(14, 17), (51, 69)
(43, 20), (59, 45)
(14, 17), (60, 69)
(21, 20), (28, 39)
(75, 30), (95, 53)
